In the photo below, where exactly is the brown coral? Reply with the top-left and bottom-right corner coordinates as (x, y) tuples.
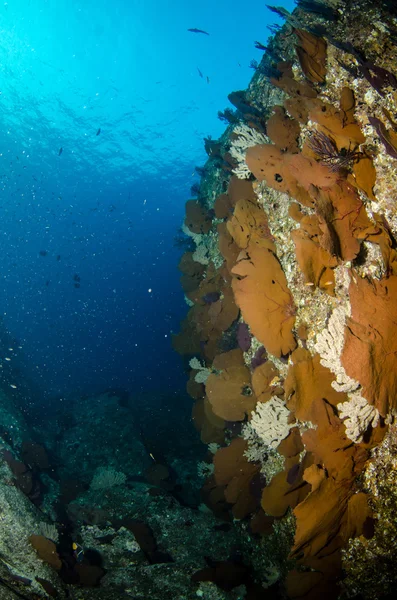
(245, 144), (313, 207)
(291, 224), (337, 293)
(251, 361), (282, 403)
(341, 275), (397, 417)
(226, 198), (275, 251)
(214, 177), (256, 220)
(271, 61), (318, 100)
(192, 398), (225, 445)
(246, 144), (338, 206)
(294, 29), (327, 84)
(261, 452), (312, 518)
(231, 244), (297, 357)
(308, 98), (365, 150)
(205, 349), (256, 421)
(227, 175), (257, 205)
(214, 193), (233, 220)
(213, 437), (261, 519)
(184, 199), (212, 234)
(178, 251), (206, 293)
(29, 535), (62, 570)
(311, 181), (378, 262)
(350, 156), (377, 200)
(285, 349), (345, 422)
(217, 222), (240, 272)
(266, 105), (301, 152)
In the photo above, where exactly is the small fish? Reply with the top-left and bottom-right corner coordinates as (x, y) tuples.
(58, 147), (63, 156)
(206, 76), (210, 84)
(187, 28), (209, 35)
(96, 128), (101, 136)
(197, 67), (203, 78)
(72, 542), (84, 563)
(10, 384), (17, 389)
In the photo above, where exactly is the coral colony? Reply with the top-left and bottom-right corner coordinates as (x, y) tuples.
(175, 1), (397, 597)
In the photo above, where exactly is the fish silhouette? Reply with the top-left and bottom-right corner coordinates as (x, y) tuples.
(58, 147), (63, 156)
(187, 28), (209, 35)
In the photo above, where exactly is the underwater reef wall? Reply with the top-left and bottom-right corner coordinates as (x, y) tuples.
(175, 1), (397, 597)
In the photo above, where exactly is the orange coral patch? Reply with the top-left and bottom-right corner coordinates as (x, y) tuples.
(206, 350), (256, 421)
(246, 144), (341, 205)
(271, 61), (318, 99)
(214, 177), (256, 220)
(251, 360), (281, 403)
(291, 477), (351, 560)
(231, 245), (297, 357)
(277, 427), (304, 458)
(186, 262), (223, 305)
(284, 95), (315, 124)
(209, 286), (239, 333)
(245, 144), (313, 207)
(288, 202), (304, 222)
(285, 349), (345, 422)
(217, 222), (240, 272)
(340, 87), (356, 126)
(212, 348), (244, 370)
(294, 29), (327, 84)
(343, 492), (372, 541)
(302, 399), (367, 480)
(261, 456), (310, 517)
(291, 226), (337, 293)
(341, 275), (397, 416)
(226, 199), (275, 251)
(309, 99), (365, 149)
(227, 175), (257, 205)
(303, 464), (326, 492)
(266, 105), (300, 152)
(350, 156), (377, 200)
(311, 181), (378, 261)
(288, 153), (338, 191)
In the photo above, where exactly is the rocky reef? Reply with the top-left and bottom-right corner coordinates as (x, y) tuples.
(2, 1), (397, 599)
(175, 1), (397, 598)
(0, 387), (253, 600)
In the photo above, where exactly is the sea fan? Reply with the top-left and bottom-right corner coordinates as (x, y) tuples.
(307, 130), (362, 171)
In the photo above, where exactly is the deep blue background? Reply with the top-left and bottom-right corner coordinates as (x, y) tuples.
(0, 0), (294, 401)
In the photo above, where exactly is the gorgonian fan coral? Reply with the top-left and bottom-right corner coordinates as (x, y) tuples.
(307, 130), (363, 171)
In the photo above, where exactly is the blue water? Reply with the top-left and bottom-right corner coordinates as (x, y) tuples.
(0, 0), (294, 402)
